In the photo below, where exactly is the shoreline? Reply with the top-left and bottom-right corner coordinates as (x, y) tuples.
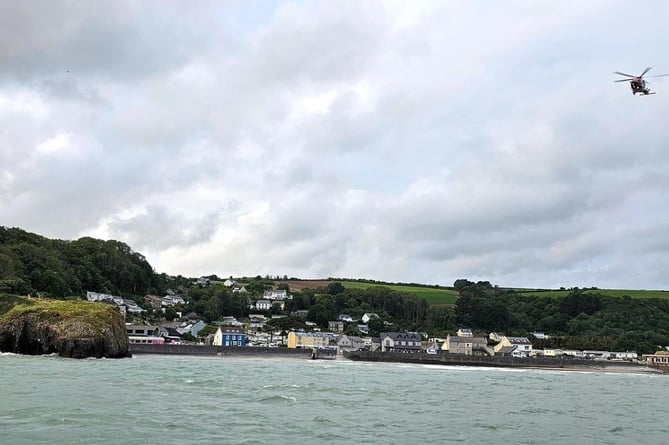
(123, 345), (668, 375)
(343, 350), (668, 375)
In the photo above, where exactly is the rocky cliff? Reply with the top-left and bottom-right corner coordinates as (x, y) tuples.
(0, 296), (130, 358)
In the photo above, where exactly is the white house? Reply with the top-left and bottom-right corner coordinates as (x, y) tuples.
(176, 320), (206, 337)
(249, 314), (266, 329)
(86, 291), (123, 306)
(221, 316), (243, 327)
(255, 299), (272, 311)
(224, 279), (236, 287)
(612, 351), (637, 360)
(263, 289), (290, 300)
(162, 295), (185, 306)
(379, 332), (422, 352)
(337, 335), (365, 351)
(456, 328), (473, 338)
(362, 313), (379, 324)
(122, 299), (145, 314)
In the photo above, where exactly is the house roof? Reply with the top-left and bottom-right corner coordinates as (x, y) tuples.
(448, 335), (487, 344)
(380, 332), (421, 341)
(126, 324), (158, 331)
(218, 327), (244, 334)
(506, 336), (532, 344)
(292, 332), (335, 338)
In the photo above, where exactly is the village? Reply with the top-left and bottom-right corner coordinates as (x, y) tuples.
(86, 289), (669, 368)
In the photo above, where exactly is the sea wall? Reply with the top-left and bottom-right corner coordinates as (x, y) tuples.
(129, 343), (313, 357)
(343, 351), (643, 370)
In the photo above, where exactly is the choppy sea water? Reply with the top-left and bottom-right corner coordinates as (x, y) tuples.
(1, 352), (668, 445)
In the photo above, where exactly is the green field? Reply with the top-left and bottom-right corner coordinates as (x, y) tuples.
(339, 281), (459, 305)
(513, 288), (669, 299)
(334, 281), (669, 306)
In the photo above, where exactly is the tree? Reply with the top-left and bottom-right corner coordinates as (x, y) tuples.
(326, 282), (345, 295)
(159, 307), (175, 321)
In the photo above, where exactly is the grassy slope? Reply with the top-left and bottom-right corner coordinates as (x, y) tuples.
(338, 281), (459, 305)
(279, 279), (669, 306)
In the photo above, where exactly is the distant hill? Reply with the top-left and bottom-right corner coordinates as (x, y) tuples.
(275, 279), (669, 306)
(0, 226), (165, 299)
(513, 288), (669, 299)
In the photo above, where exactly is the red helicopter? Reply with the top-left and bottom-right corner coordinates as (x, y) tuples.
(614, 67), (669, 95)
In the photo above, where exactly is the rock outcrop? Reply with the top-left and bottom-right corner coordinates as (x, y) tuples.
(0, 296), (130, 358)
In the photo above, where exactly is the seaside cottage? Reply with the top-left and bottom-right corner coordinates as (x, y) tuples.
(214, 327), (246, 347)
(494, 336), (533, 357)
(640, 350), (669, 365)
(379, 332), (422, 352)
(337, 335), (365, 352)
(442, 335), (491, 355)
(287, 332), (335, 349)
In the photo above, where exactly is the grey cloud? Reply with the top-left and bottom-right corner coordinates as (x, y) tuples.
(3, 1), (669, 289)
(107, 205), (223, 251)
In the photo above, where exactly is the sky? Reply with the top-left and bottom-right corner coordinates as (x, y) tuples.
(2, 1), (669, 289)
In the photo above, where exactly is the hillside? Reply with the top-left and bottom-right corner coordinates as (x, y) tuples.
(0, 226), (165, 299)
(275, 279), (458, 305)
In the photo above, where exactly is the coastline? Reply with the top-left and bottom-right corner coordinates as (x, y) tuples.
(128, 343), (312, 358)
(124, 345), (668, 374)
(342, 350), (667, 375)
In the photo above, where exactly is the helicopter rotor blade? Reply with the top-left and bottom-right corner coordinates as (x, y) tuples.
(613, 79), (633, 82)
(614, 71), (637, 78)
(639, 67), (652, 77)
(646, 73), (669, 78)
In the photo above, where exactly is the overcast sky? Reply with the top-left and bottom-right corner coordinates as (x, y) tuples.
(2, 1), (669, 289)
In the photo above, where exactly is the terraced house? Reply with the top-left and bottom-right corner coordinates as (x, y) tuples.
(442, 334), (490, 355)
(287, 331), (335, 349)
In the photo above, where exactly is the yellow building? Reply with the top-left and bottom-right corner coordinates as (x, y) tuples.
(493, 336), (533, 356)
(287, 331), (335, 349)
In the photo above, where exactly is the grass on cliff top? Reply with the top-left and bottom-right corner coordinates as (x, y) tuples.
(0, 295), (119, 327)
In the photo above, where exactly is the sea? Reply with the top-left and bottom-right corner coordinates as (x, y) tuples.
(1, 353), (668, 445)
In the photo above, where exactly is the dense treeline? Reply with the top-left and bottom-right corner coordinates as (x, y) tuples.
(0, 227), (166, 298)
(453, 279), (669, 353)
